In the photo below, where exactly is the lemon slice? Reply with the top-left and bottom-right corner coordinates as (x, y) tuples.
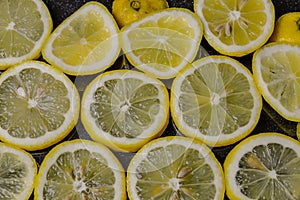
(127, 136), (225, 199)
(0, 61), (80, 151)
(121, 8), (203, 79)
(253, 42), (300, 122)
(34, 139), (126, 200)
(194, 0), (275, 56)
(81, 70), (169, 152)
(42, 2), (120, 75)
(0, 142), (37, 200)
(112, 0), (169, 27)
(224, 132), (300, 200)
(0, 0), (52, 69)
(171, 55), (262, 147)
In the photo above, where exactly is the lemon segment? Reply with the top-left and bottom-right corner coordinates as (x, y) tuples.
(81, 70), (169, 152)
(194, 0), (275, 56)
(127, 136), (225, 200)
(253, 42), (300, 122)
(0, 0), (52, 69)
(0, 142), (37, 200)
(121, 8), (203, 79)
(34, 139), (126, 200)
(42, 2), (120, 75)
(224, 132), (300, 200)
(112, 0), (169, 27)
(0, 61), (80, 151)
(171, 56), (262, 147)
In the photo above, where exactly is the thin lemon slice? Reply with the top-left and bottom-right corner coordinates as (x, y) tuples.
(0, 61), (80, 151)
(253, 42), (300, 122)
(81, 70), (169, 152)
(127, 136), (225, 200)
(224, 132), (300, 200)
(34, 139), (126, 200)
(0, 0), (52, 69)
(194, 0), (275, 56)
(121, 8), (203, 79)
(171, 55), (262, 147)
(0, 142), (37, 200)
(42, 2), (120, 75)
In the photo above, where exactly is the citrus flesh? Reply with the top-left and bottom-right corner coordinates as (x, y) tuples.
(81, 70), (169, 152)
(253, 42), (300, 122)
(112, 0), (169, 27)
(0, 142), (37, 200)
(171, 55), (262, 147)
(34, 139), (126, 200)
(194, 0), (275, 56)
(224, 132), (300, 200)
(0, 0), (52, 69)
(121, 8), (203, 79)
(0, 61), (80, 151)
(42, 2), (120, 75)
(127, 136), (225, 200)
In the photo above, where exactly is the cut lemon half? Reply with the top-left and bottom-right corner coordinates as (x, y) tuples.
(127, 136), (225, 200)
(253, 42), (300, 122)
(0, 0), (52, 69)
(121, 8), (203, 79)
(194, 0), (275, 57)
(0, 61), (80, 151)
(0, 142), (37, 200)
(42, 2), (120, 75)
(81, 70), (169, 152)
(171, 55), (262, 147)
(224, 132), (300, 200)
(34, 139), (126, 200)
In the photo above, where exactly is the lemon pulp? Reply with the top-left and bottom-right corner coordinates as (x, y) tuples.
(121, 8), (203, 79)
(224, 133), (300, 200)
(0, 142), (37, 200)
(127, 136), (225, 200)
(194, 0), (275, 56)
(0, 0), (52, 68)
(171, 56), (262, 147)
(0, 61), (79, 151)
(81, 70), (169, 152)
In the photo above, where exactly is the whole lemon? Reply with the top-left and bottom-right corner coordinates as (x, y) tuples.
(269, 12), (300, 45)
(112, 0), (169, 28)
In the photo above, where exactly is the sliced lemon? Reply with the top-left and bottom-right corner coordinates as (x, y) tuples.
(42, 2), (120, 75)
(81, 70), (169, 152)
(0, 142), (37, 200)
(0, 0), (52, 69)
(127, 136), (225, 199)
(194, 0), (275, 56)
(121, 8), (203, 79)
(0, 61), (80, 151)
(224, 132), (300, 200)
(253, 42), (300, 122)
(171, 55), (262, 147)
(34, 139), (126, 200)
(112, 0), (169, 28)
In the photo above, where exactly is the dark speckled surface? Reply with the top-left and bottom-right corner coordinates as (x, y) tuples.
(29, 1), (300, 199)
